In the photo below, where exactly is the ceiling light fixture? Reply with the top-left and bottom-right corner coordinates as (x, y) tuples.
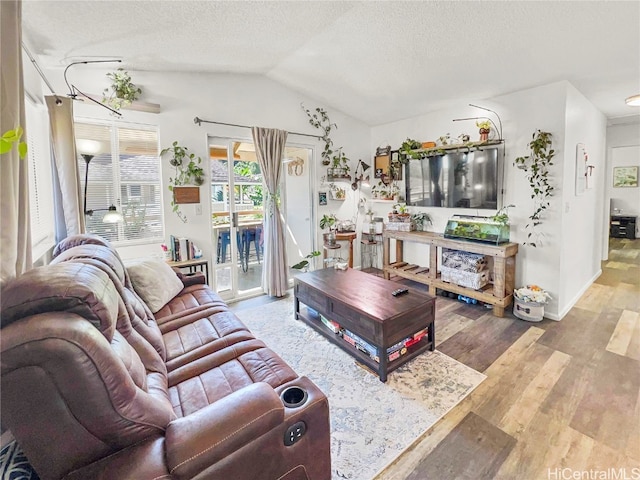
(77, 139), (124, 224)
(625, 94), (640, 106)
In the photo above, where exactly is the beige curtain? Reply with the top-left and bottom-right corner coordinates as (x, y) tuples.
(251, 127), (288, 297)
(46, 96), (85, 239)
(0, 0), (32, 286)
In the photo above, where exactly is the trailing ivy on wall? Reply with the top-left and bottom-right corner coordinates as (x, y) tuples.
(514, 130), (555, 247)
(301, 104), (336, 166)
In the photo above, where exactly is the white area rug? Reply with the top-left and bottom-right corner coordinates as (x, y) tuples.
(235, 296), (486, 480)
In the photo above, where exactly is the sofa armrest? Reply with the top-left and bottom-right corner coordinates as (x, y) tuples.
(165, 382), (284, 479)
(172, 268), (206, 287)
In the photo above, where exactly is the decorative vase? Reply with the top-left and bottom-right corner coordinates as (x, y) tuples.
(479, 129), (490, 142)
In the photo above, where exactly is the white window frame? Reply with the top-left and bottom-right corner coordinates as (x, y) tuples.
(75, 117), (164, 247)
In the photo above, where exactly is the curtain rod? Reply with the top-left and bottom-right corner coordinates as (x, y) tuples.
(193, 117), (321, 139)
(22, 42), (56, 96)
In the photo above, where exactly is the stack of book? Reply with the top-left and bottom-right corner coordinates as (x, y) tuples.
(169, 235), (196, 262)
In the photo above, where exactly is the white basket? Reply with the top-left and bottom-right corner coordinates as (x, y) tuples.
(513, 298), (545, 322)
(440, 266), (489, 290)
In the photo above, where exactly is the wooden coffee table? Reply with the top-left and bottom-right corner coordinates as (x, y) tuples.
(294, 268), (435, 382)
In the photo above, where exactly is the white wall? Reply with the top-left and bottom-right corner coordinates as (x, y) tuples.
(371, 81), (607, 320)
(558, 84), (607, 319)
(52, 69), (370, 267)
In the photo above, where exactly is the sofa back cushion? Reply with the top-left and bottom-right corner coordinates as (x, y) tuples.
(51, 244), (167, 361)
(1, 262), (119, 339)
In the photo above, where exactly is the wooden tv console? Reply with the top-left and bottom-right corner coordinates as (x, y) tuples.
(383, 231), (518, 317)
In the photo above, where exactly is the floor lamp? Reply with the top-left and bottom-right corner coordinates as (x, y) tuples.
(77, 139), (123, 223)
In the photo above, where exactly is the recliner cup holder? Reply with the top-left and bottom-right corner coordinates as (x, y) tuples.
(280, 386), (308, 408)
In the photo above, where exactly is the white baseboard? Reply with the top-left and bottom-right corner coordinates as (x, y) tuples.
(547, 269), (602, 321)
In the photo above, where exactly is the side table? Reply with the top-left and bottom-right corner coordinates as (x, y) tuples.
(167, 258), (210, 285)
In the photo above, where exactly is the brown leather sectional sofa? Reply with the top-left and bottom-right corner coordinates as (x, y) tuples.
(0, 234), (331, 480)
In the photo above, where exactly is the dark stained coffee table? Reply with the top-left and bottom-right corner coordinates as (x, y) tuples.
(294, 268), (435, 382)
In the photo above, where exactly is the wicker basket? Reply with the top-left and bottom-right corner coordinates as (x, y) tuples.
(440, 266), (489, 290)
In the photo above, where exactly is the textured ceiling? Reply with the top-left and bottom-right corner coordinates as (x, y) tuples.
(21, 0), (640, 126)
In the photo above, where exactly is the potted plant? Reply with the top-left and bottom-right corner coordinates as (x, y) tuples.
(161, 141), (205, 222)
(389, 203), (410, 222)
(514, 130), (555, 247)
(320, 213), (337, 246)
(399, 138), (422, 163)
(476, 120), (491, 142)
(328, 148), (350, 179)
(102, 68), (142, 111)
(329, 183), (346, 200)
(411, 212), (433, 231)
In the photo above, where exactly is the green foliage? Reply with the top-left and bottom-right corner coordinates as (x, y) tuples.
(302, 104), (336, 166)
(399, 138), (422, 163)
(319, 213), (337, 230)
(161, 141), (205, 223)
(1, 126), (27, 159)
(291, 251), (321, 271)
(514, 130), (555, 247)
(491, 204), (515, 226)
(102, 68), (142, 110)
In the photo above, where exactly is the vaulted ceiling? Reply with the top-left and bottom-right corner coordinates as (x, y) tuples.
(21, 0), (640, 126)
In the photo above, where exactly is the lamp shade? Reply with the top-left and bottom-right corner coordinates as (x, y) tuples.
(76, 139), (102, 156)
(102, 205), (124, 223)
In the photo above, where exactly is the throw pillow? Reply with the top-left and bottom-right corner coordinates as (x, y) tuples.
(127, 259), (183, 313)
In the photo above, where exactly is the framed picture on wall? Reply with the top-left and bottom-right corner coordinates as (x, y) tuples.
(613, 166), (639, 187)
(319, 191), (327, 205)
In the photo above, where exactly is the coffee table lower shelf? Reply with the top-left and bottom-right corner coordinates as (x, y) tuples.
(296, 306), (434, 382)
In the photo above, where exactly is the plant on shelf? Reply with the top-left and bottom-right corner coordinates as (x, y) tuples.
(301, 104), (336, 166)
(328, 148), (350, 179)
(161, 141), (205, 223)
(411, 212), (433, 231)
(329, 183), (346, 200)
(476, 120), (491, 142)
(320, 213), (337, 245)
(1, 126), (27, 159)
(399, 138), (422, 163)
(514, 130), (555, 247)
(102, 68), (142, 111)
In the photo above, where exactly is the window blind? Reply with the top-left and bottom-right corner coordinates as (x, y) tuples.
(75, 121), (163, 244)
(25, 98), (55, 258)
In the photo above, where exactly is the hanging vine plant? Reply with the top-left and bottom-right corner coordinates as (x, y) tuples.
(514, 130), (555, 247)
(302, 104), (336, 166)
(102, 68), (142, 111)
(160, 141), (205, 223)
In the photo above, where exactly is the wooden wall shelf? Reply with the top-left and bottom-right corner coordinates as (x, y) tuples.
(382, 230), (518, 317)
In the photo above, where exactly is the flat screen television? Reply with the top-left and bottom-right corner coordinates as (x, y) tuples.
(404, 143), (504, 210)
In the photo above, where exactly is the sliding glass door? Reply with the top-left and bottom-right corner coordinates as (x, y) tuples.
(210, 138), (264, 299)
(209, 137), (315, 300)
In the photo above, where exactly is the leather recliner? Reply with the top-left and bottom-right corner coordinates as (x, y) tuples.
(1, 235), (331, 480)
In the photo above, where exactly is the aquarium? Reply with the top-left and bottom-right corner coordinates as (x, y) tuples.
(444, 215), (510, 245)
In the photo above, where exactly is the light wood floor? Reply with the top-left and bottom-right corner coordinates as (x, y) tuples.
(373, 237), (640, 480)
(232, 238), (640, 479)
